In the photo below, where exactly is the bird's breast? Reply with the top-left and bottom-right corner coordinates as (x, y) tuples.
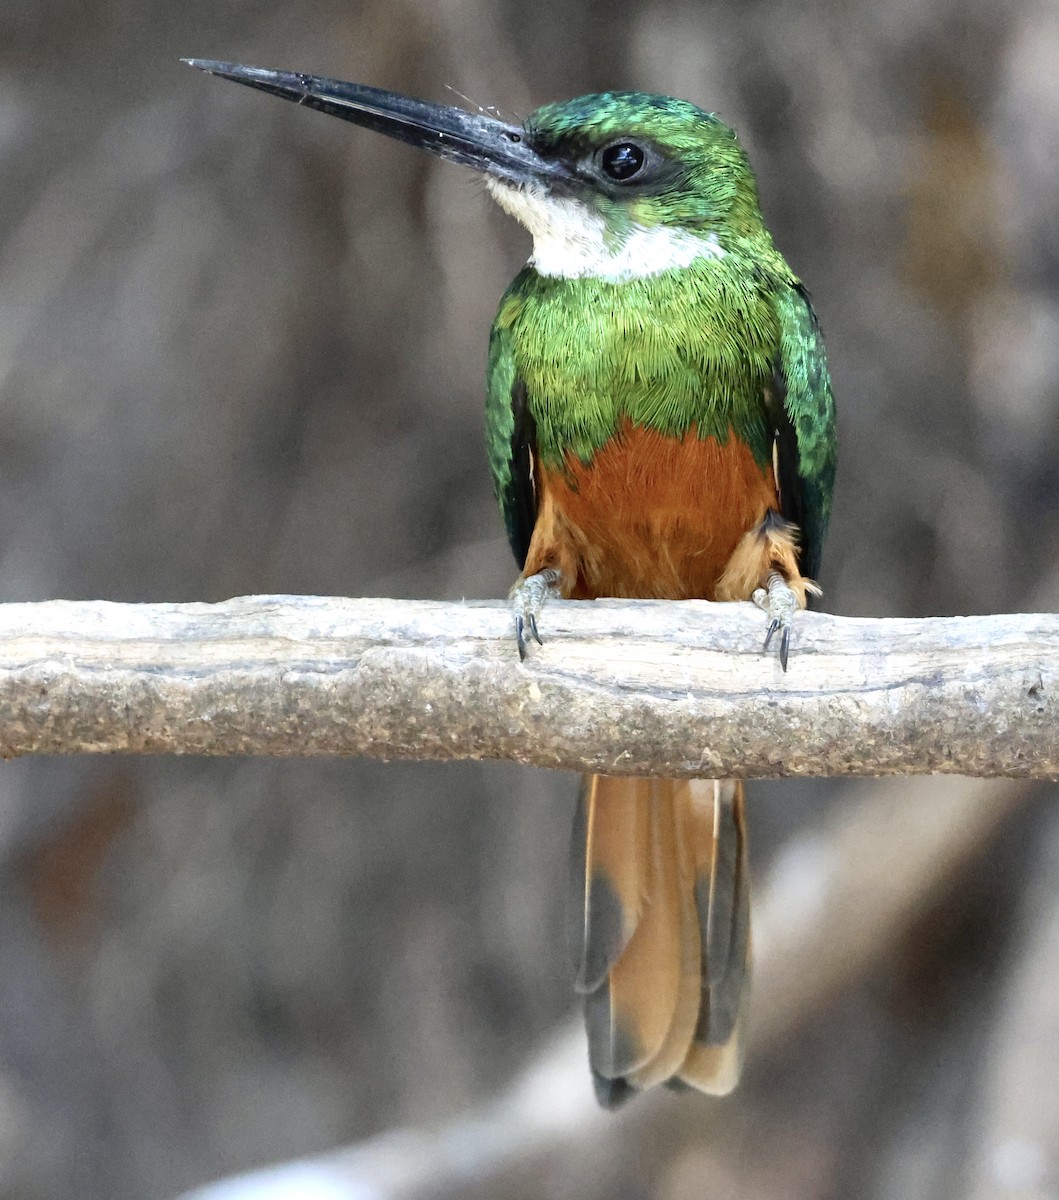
(526, 421), (779, 600)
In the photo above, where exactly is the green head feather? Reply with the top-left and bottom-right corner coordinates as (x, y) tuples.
(520, 92), (766, 239)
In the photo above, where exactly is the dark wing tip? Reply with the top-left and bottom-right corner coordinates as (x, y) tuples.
(592, 1069), (637, 1109)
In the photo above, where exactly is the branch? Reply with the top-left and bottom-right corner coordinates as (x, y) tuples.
(0, 595), (1054, 776)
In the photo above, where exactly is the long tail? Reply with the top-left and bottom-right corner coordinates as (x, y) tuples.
(571, 774), (750, 1108)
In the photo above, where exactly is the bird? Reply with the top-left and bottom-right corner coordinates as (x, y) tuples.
(184, 60), (837, 1107)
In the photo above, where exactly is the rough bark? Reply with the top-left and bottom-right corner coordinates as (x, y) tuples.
(0, 595), (1054, 777)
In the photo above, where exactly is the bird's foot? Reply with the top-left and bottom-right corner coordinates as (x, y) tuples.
(510, 568), (561, 660)
(752, 570), (798, 671)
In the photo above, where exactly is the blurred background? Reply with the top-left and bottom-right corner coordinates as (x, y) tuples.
(0, 0), (1056, 1197)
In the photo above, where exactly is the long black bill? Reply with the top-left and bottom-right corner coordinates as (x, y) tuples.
(183, 60), (562, 187)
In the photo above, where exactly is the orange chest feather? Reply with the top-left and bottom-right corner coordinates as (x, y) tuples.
(526, 423), (779, 601)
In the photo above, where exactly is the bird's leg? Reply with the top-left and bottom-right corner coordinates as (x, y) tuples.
(752, 571), (799, 672)
(716, 510), (819, 671)
(510, 567), (562, 660)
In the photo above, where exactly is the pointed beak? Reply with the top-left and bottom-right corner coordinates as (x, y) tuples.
(183, 60), (564, 189)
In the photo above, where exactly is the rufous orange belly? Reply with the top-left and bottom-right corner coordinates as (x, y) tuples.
(523, 421), (780, 601)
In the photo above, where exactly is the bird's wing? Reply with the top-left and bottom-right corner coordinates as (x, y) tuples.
(486, 304), (537, 570)
(768, 282), (837, 582)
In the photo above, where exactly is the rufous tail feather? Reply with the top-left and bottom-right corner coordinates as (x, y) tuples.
(572, 774), (750, 1107)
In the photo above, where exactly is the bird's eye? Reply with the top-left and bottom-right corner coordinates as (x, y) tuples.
(599, 141), (646, 182)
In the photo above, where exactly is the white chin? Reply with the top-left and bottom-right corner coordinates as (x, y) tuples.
(485, 177), (725, 282)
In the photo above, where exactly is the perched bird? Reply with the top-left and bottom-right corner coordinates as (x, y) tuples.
(185, 61), (837, 1106)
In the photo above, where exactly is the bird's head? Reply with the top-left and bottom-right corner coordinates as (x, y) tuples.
(184, 63), (765, 280)
(490, 91), (765, 279)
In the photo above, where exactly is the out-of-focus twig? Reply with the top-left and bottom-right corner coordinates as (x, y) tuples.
(177, 777), (1026, 1200)
(966, 805), (1059, 1199)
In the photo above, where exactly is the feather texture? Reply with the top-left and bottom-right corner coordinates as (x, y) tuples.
(571, 775), (651, 993)
(579, 774), (750, 1104)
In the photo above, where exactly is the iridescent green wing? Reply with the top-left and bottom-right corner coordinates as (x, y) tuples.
(486, 306), (537, 570)
(769, 282), (837, 582)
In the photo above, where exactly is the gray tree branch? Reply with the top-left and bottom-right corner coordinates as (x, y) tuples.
(0, 595), (1054, 776)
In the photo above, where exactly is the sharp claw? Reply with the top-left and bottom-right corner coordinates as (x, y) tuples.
(757, 573), (799, 668)
(511, 569), (560, 659)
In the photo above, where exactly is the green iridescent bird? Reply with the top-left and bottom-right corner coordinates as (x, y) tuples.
(186, 61), (837, 1106)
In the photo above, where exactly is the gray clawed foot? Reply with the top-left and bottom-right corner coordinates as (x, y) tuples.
(752, 571), (798, 671)
(511, 568), (561, 660)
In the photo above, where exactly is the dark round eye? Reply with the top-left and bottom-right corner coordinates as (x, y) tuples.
(600, 141), (646, 181)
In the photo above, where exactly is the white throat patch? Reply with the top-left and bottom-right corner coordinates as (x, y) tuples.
(486, 178), (725, 282)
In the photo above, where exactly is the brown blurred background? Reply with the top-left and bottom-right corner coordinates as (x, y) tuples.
(0, 1), (1057, 1197)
